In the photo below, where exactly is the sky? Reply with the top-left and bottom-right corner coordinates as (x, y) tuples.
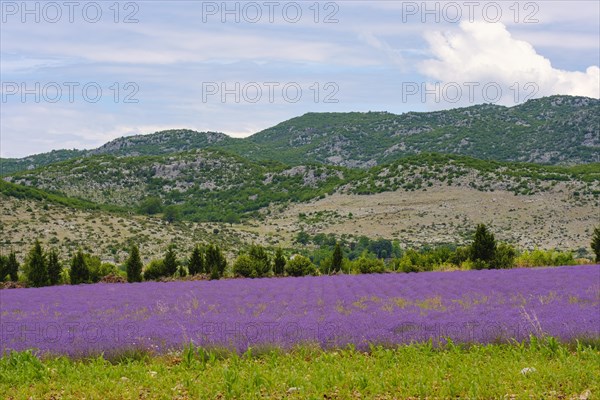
(1, 0), (599, 158)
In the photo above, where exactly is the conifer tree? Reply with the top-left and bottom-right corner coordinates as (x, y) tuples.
(470, 224), (497, 269)
(332, 242), (343, 273)
(188, 245), (205, 275)
(25, 240), (48, 287)
(70, 249), (89, 285)
(592, 226), (600, 263)
(163, 244), (178, 276)
(206, 244), (226, 280)
(7, 251), (20, 282)
(126, 244), (143, 283)
(273, 248), (286, 276)
(47, 248), (62, 285)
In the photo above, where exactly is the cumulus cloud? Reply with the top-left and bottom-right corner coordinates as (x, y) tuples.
(419, 21), (600, 106)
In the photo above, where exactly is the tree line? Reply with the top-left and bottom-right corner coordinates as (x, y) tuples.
(1, 225), (599, 288)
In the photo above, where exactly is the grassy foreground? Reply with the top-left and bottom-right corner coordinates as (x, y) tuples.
(1, 339), (599, 399)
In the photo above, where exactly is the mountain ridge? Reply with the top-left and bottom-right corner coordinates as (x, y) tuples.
(2, 95), (598, 175)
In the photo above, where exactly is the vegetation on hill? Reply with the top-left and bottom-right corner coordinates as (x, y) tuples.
(2, 96), (598, 176)
(236, 95), (599, 167)
(4, 151), (598, 224)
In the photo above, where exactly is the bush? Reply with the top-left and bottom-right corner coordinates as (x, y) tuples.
(490, 243), (516, 269)
(233, 254), (255, 278)
(89, 262), (118, 283)
(138, 197), (163, 215)
(393, 255), (422, 273)
(143, 260), (167, 281)
(285, 255), (317, 277)
(354, 255), (385, 274)
(515, 249), (576, 268)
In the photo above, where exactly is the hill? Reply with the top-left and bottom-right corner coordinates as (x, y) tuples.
(2, 96), (598, 175)
(237, 95), (599, 167)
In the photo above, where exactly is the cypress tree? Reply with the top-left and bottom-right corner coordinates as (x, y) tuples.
(7, 251), (20, 282)
(0, 255), (7, 281)
(188, 245), (205, 275)
(206, 244), (226, 280)
(332, 242), (343, 273)
(70, 249), (89, 285)
(470, 224), (496, 268)
(47, 249), (62, 285)
(273, 248), (286, 276)
(163, 245), (178, 276)
(126, 244), (143, 283)
(25, 240), (48, 287)
(592, 226), (600, 263)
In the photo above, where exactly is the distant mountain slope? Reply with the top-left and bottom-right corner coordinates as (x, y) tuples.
(1, 149), (87, 176)
(1, 130), (234, 175)
(239, 95), (599, 167)
(1, 95), (598, 175)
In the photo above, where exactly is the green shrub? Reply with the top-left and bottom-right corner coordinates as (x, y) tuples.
(285, 255), (317, 277)
(490, 243), (517, 269)
(233, 255), (255, 278)
(354, 255), (385, 274)
(143, 260), (167, 281)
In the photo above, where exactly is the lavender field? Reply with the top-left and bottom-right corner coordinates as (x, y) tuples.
(1, 265), (599, 357)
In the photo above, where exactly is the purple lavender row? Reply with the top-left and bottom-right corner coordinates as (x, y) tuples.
(1, 265), (598, 357)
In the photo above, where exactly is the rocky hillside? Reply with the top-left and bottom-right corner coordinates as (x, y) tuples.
(5, 150), (598, 223)
(2, 96), (598, 175)
(1, 130), (235, 175)
(240, 96), (599, 167)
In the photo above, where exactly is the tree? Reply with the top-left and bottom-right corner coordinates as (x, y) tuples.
(163, 244), (178, 277)
(188, 245), (205, 275)
(70, 249), (89, 285)
(295, 231), (310, 245)
(205, 244), (227, 280)
(163, 206), (180, 223)
(138, 197), (163, 215)
(25, 240), (48, 287)
(470, 224), (496, 267)
(273, 248), (286, 276)
(0, 255), (7, 281)
(6, 251), (19, 282)
(248, 244), (271, 277)
(592, 226), (600, 263)
(126, 244), (143, 283)
(47, 249), (62, 285)
(224, 213), (240, 226)
(332, 243), (343, 273)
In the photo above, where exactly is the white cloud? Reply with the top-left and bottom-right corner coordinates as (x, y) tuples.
(419, 21), (600, 107)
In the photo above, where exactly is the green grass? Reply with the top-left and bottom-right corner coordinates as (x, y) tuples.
(2, 339), (598, 399)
